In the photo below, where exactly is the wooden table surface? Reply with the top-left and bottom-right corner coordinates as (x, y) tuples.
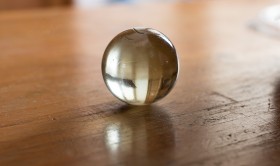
(1, 0), (280, 165)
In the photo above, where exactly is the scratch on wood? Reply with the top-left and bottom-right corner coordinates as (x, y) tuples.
(212, 91), (238, 103)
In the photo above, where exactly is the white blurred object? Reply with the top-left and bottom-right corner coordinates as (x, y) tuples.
(74, 0), (179, 8)
(250, 5), (280, 37)
(74, 0), (109, 7)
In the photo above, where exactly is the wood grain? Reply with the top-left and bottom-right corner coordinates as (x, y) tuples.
(1, 0), (280, 165)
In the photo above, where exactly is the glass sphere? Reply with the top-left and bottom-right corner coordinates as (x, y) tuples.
(102, 28), (179, 105)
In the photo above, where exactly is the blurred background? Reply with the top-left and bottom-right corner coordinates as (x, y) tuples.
(0, 0), (187, 10)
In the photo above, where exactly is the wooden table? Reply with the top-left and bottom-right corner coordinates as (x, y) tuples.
(1, 0), (280, 165)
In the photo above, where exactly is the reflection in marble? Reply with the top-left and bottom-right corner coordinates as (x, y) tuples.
(103, 105), (174, 165)
(102, 28), (178, 105)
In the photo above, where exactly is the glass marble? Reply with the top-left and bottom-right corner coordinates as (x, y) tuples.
(102, 27), (179, 105)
